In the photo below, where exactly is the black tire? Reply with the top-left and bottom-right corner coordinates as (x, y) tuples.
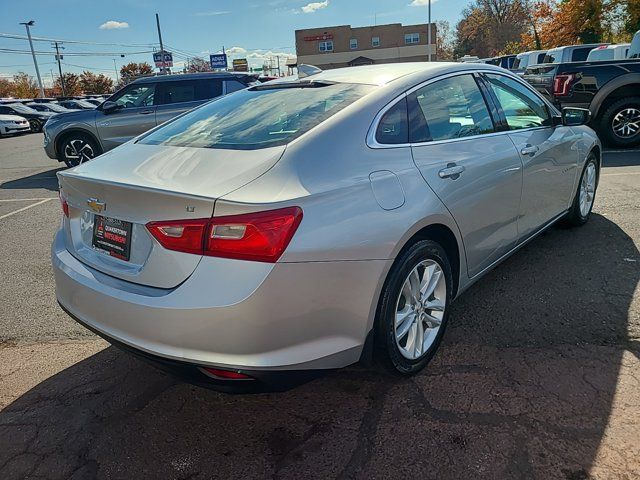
(598, 97), (640, 148)
(564, 153), (599, 227)
(375, 240), (453, 375)
(29, 119), (42, 133)
(58, 132), (101, 168)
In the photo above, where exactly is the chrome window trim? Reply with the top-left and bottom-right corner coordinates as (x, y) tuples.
(366, 68), (560, 150)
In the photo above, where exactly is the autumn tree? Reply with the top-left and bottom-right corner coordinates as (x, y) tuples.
(0, 78), (13, 97)
(119, 62), (153, 85)
(79, 71), (114, 94)
(54, 73), (82, 96)
(11, 73), (39, 98)
(185, 57), (212, 73)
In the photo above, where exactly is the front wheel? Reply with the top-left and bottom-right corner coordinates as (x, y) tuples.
(59, 133), (101, 168)
(375, 240), (452, 375)
(29, 119), (42, 133)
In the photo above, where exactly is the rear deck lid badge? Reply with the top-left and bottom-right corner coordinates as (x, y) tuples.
(87, 198), (106, 213)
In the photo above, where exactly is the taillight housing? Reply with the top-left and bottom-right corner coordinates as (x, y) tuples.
(553, 73), (576, 96)
(146, 207), (303, 263)
(59, 191), (69, 217)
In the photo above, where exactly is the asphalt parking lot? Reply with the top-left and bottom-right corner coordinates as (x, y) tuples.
(0, 133), (638, 479)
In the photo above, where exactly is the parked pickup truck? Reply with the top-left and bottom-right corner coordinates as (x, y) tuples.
(523, 33), (640, 147)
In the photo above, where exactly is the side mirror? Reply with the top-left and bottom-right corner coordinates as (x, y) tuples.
(562, 107), (591, 126)
(101, 101), (120, 114)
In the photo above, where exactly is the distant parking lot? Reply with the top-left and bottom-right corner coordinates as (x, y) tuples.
(0, 133), (638, 479)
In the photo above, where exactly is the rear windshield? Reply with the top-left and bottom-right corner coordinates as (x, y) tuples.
(139, 82), (373, 150)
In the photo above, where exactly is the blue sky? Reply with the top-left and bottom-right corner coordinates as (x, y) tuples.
(1, 0), (468, 84)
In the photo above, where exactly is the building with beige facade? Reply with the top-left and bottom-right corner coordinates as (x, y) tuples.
(295, 23), (436, 70)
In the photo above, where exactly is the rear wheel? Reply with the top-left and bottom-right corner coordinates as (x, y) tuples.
(599, 97), (640, 148)
(375, 240), (452, 375)
(59, 133), (101, 168)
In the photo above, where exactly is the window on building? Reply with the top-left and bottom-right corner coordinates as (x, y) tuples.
(350, 38), (358, 50)
(319, 40), (334, 53)
(372, 36), (380, 47)
(405, 33), (420, 45)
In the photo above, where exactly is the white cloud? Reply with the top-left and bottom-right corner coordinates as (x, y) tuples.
(99, 20), (129, 30)
(302, 0), (329, 14)
(409, 0), (439, 6)
(194, 11), (230, 16)
(226, 46), (247, 55)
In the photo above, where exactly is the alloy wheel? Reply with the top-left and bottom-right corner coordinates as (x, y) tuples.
(64, 139), (95, 166)
(29, 119), (41, 133)
(394, 259), (447, 360)
(612, 107), (640, 139)
(579, 161), (597, 218)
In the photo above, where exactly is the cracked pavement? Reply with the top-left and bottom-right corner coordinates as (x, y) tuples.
(0, 134), (639, 479)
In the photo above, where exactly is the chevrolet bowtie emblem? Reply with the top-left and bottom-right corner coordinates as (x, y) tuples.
(87, 198), (106, 213)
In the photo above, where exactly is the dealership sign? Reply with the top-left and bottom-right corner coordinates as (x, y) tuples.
(232, 58), (249, 72)
(153, 51), (173, 68)
(210, 53), (228, 69)
(304, 34), (333, 41)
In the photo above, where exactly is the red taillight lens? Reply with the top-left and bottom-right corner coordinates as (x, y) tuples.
(205, 207), (303, 263)
(553, 73), (576, 96)
(201, 367), (253, 380)
(59, 191), (69, 217)
(146, 218), (208, 255)
(145, 207), (303, 263)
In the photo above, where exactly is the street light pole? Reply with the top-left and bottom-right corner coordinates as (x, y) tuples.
(155, 13), (166, 74)
(427, 0), (432, 62)
(20, 21), (45, 98)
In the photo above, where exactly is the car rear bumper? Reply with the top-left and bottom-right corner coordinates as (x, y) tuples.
(52, 227), (388, 375)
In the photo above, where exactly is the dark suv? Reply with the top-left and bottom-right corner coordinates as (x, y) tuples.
(43, 72), (255, 167)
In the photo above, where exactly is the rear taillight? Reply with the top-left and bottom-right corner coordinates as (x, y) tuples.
(200, 367), (253, 380)
(59, 191), (69, 217)
(553, 73), (576, 96)
(146, 207), (303, 263)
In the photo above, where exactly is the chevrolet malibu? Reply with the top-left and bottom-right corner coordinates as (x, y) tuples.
(53, 63), (600, 391)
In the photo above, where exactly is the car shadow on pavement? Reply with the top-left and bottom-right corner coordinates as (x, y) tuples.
(1, 214), (638, 479)
(0, 167), (63, 192)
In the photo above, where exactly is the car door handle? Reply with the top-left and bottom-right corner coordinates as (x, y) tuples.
(438, 164), (465, 179)
(139, 109), (154, 115)
(520, 144), (539, 156)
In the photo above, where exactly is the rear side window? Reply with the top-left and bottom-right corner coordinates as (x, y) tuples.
(158, 79), (223, 105)
(139, 83), (373, 150)
(571, 47), (593, 62)
(408, 74), (495, 143)
(225, 80), (247, 93)
(536, 53), (546, 64)
(375, 97), (408, 145)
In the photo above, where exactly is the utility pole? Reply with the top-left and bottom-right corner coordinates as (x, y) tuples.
(427, 0), (432, 62)
(155, 13), (166, 74)
(20, 21), (45, 98)
(276, 55), (281, 77)
(113, 58), (119, 83)
(53, 41), (65, 96)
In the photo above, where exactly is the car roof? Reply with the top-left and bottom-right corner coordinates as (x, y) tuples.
(132, 72), (255, 84)
(279, 62), (510, 87)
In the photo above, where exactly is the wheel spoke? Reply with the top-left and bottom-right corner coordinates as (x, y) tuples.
(395, 307), (415, 340)
(413, 319), (424, 357)
(421, 266), (442, 299)
(425, 297), (445, 312)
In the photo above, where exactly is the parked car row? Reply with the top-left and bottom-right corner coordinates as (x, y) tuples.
(459, 30), (640, 147)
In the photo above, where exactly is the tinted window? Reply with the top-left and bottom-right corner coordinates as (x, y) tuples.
(375, 97), (408, 145)
(112, 84), (156, 108)
(536, 53), (546, 64)
(543, 50), (560, 63)
(0, 106), (10, 114)
(225, 80), (246, 94)
(571, 47), (594, 62)
(485, 74), (550, 129)
(159, 79), (223, 105)
(408, 74), (494, 143)
(139, 83), (373, 150)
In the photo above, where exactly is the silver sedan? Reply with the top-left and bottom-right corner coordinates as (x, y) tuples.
(52, 62), (600, 390)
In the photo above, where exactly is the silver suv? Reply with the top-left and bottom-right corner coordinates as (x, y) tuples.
(43, 72), (255, 167)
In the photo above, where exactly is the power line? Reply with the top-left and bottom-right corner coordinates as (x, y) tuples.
(0, 47), (154, 56)
(0, 32), (156, 48)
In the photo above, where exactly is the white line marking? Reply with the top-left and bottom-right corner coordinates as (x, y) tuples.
(602, 172), (640, 177)
(0, 198), (54, 220)
(0, 197), (57, 202)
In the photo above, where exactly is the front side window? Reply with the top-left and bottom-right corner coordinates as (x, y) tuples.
(375, 97), (408, 145)
(485, 74), (550, 130)
(404, 33), (420, 45)
(139, 82), (373, 150)
(319, 40), (334, 52)
(372, 36), (380, 47)
(408, 74), (495, 143)
(350, 38), (358, 49)
(111, 84), (156, 108)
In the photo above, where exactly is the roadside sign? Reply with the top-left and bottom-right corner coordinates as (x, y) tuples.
(232, 58), (248, 72)
(210, 54), (228, 69)
(153, 51), (173, 68)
